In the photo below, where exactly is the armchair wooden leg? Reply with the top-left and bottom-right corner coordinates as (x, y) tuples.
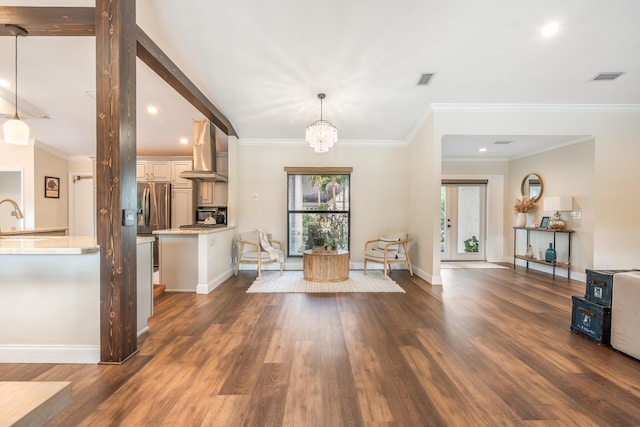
(257, 260), (262, 280)
(279, 262), (283, 276)
(383, 263), (388, 279)
(235, 260), (240, 276)
(364, 259), (368, 275)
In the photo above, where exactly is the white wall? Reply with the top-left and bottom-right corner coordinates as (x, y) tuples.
(235, 141), (410, 268)
(433, 108), (640, 271)
(34, 144), (69, 228)
(0, 170), (22, 231)
(408, 112), (442, 284)
(509, 139), (595, 276)
(0, 144), (34, 228)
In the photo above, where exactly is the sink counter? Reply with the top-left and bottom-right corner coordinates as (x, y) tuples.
(0, 227), (68, 236)
(0, 236), (99, 255)
(152, 225), (234, 235)
(0, 235), (155, 364)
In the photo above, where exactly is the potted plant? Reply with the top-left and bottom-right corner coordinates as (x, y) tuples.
(463, 235), (479, 253)
(307, 223), (326, 252)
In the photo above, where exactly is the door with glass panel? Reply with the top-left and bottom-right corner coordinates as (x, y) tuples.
(441, 182), (487, 261)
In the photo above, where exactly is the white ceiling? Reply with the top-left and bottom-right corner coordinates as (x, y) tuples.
(0, 0), (638, 159)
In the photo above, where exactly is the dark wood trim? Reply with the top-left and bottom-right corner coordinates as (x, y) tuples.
(95, 0), (138, 364)
(136, 26), (237, 137)
(441, 179), (489, 185)
(0, 7), (95, 36)
(284, 167), (353, 174)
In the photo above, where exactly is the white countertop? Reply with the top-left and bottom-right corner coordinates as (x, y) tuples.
(0, 236), (154, 255)
(153, 225), (234, 235)
(0, 227), (68, 236)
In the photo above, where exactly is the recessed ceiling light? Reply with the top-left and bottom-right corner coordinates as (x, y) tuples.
(147, 106), (158, 114)
(179, 137), (188, 144)
(478, 147), (487, 152)
(541, 22), (559, 37)
(0, 80), (10, 88)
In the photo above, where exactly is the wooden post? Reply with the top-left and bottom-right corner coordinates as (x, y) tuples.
(95, 0), (138, 364)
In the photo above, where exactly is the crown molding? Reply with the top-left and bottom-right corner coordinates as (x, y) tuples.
(238, 138), (407, 147)
(430, 103), (640, 113)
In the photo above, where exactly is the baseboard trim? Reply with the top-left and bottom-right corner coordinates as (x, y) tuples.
(196, 268), (234, 294)
(0, 345), (100, 364)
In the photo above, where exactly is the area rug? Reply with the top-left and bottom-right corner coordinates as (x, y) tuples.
(246, 270), (405, 293)
(441, 261), (508, 269)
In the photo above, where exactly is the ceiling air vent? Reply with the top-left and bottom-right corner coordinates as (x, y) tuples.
(417, 73), (435, 86)
(494, 140), (513, 145)
(592, 72), (624, 81)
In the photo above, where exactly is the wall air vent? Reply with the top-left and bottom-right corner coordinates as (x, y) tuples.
(592, 72), (624, 81)
(417, 73), (435, 86)
(494, 140), (514, 145)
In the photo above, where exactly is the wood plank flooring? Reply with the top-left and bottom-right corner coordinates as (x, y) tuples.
(2, 266), (640, 426)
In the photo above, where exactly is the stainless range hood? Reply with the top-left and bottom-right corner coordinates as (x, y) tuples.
(179, 118), (228, 182)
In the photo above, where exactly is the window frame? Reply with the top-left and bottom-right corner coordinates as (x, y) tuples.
(285, 167), (352, 258)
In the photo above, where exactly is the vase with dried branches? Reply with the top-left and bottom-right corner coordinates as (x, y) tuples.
(513, 196), (537, 227)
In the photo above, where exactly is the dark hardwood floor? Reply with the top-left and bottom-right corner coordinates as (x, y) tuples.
(2, 266), (640, 426)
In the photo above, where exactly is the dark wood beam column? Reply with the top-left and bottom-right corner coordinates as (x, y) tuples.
(0, 7), (94, 36)
(136, 27), (237, 136)
(95, 0), (138, 364)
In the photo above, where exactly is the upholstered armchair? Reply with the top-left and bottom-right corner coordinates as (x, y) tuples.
(234, 230), (284, 279)
(363, 232), (413, 279)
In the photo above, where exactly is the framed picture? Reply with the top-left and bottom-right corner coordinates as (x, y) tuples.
(540, 216), (550, 229)
(45, 176), (60, 198)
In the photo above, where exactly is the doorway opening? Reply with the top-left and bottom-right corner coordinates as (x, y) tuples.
(441, 180), (487, 261)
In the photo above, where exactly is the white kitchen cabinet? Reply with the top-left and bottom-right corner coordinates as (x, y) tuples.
(196, 154), (228, 206)
(136, 161), (147, 181)
(171, 188), (193, 228)
(198, 181), (214, 205)
(171, 160), (193, 188)
(136, 160), (171, 182)
(147, 161), (171, 181)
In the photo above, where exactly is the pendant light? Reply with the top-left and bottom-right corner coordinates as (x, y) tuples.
(305, 93), (337, 153)
(3, 24), (30, 145)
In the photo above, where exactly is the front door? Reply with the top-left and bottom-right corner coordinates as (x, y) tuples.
(441, 182), (487, 261)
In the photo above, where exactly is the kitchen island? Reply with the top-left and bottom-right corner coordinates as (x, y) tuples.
(0, 236), (153, 364)
(154, 226), (236, 294)
(0, 227), (68, 237)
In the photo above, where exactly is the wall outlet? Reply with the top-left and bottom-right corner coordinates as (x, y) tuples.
(251, 193), (258, 200)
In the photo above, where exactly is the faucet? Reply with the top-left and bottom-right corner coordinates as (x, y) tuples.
(0, 199), (24, 234)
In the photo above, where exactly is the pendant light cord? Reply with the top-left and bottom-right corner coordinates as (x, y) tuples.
(14, 32), (19, 118)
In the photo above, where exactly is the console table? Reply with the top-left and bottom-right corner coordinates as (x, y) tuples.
(303, 249), (349, 282)
(513, 227), (573, 279)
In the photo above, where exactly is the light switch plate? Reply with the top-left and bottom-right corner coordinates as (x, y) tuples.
(122, 209), (136, 226)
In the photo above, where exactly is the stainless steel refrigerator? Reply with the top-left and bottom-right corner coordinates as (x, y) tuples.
(137, 182), (171, 266)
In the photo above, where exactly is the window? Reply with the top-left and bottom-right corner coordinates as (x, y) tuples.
(285, 167), (351, 257)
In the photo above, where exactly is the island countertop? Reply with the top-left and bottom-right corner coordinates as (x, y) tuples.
(153, 225), (235, 235)
(0, 227), (68, 236)
(0, 236), (154, 255)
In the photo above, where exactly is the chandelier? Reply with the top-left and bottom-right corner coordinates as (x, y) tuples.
(305, 93), (337, 153)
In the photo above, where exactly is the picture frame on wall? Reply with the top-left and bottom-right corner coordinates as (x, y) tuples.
(540, 216), (550, 229)
(45, 176), (60, 198)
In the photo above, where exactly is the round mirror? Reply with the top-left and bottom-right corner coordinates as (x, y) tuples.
(521, 173), (543, 202)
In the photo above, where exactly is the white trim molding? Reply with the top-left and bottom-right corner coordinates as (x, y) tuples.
(430, 103), (640, 113)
